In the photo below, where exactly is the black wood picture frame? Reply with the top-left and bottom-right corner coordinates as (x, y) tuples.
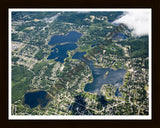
(0, 0), (159, 128)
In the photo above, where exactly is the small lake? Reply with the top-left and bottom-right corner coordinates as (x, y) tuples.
(113, 32), (126, 40)
(72, 52), (126, 95)
(47, 31), (82, 63)
(48, 31), (82, 45)
(91, 44), (100, 47)
(24, 91), (50, 108)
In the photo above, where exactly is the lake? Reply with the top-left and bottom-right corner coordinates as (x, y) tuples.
(113, 32), (126, 39)
(48, 43), (78, 63)
(47, 31), (82, 63)
(24, 91), (50, 108)
(91, 44), (100, 47)
(48, 31), (82, 45)
(72, 52), (126, 95)
(84, 62), (126, 94)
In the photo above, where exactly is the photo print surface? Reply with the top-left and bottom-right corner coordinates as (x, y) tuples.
(9, 8), (152, 120)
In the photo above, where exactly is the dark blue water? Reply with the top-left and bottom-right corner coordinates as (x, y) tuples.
(48, 43), (78, 63)
(115, 88), (122, 97)
(91, 44), (100, 47)
(47, 31), (83, 63)
(98, 95), (108, 106)
(48, 31), (82, 45)
(113, 33), (126, 39)
(72, 52), (126, 95)
(111, 60), (115, 65)
(112, 48), (115, 50)
(24, 91), (49, 108)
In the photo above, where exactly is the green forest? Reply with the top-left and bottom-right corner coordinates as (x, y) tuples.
(12, 65), (34, 103)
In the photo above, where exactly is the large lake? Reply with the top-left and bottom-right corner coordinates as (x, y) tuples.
(48, 31), (82, 45)
(47, 31), (82, 63)
(72, 52), (126, 95)
(48, 43), (78, 63)
(24, 91), (50, 108)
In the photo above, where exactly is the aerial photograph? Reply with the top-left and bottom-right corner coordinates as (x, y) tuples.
(9, 9), (151, 119)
